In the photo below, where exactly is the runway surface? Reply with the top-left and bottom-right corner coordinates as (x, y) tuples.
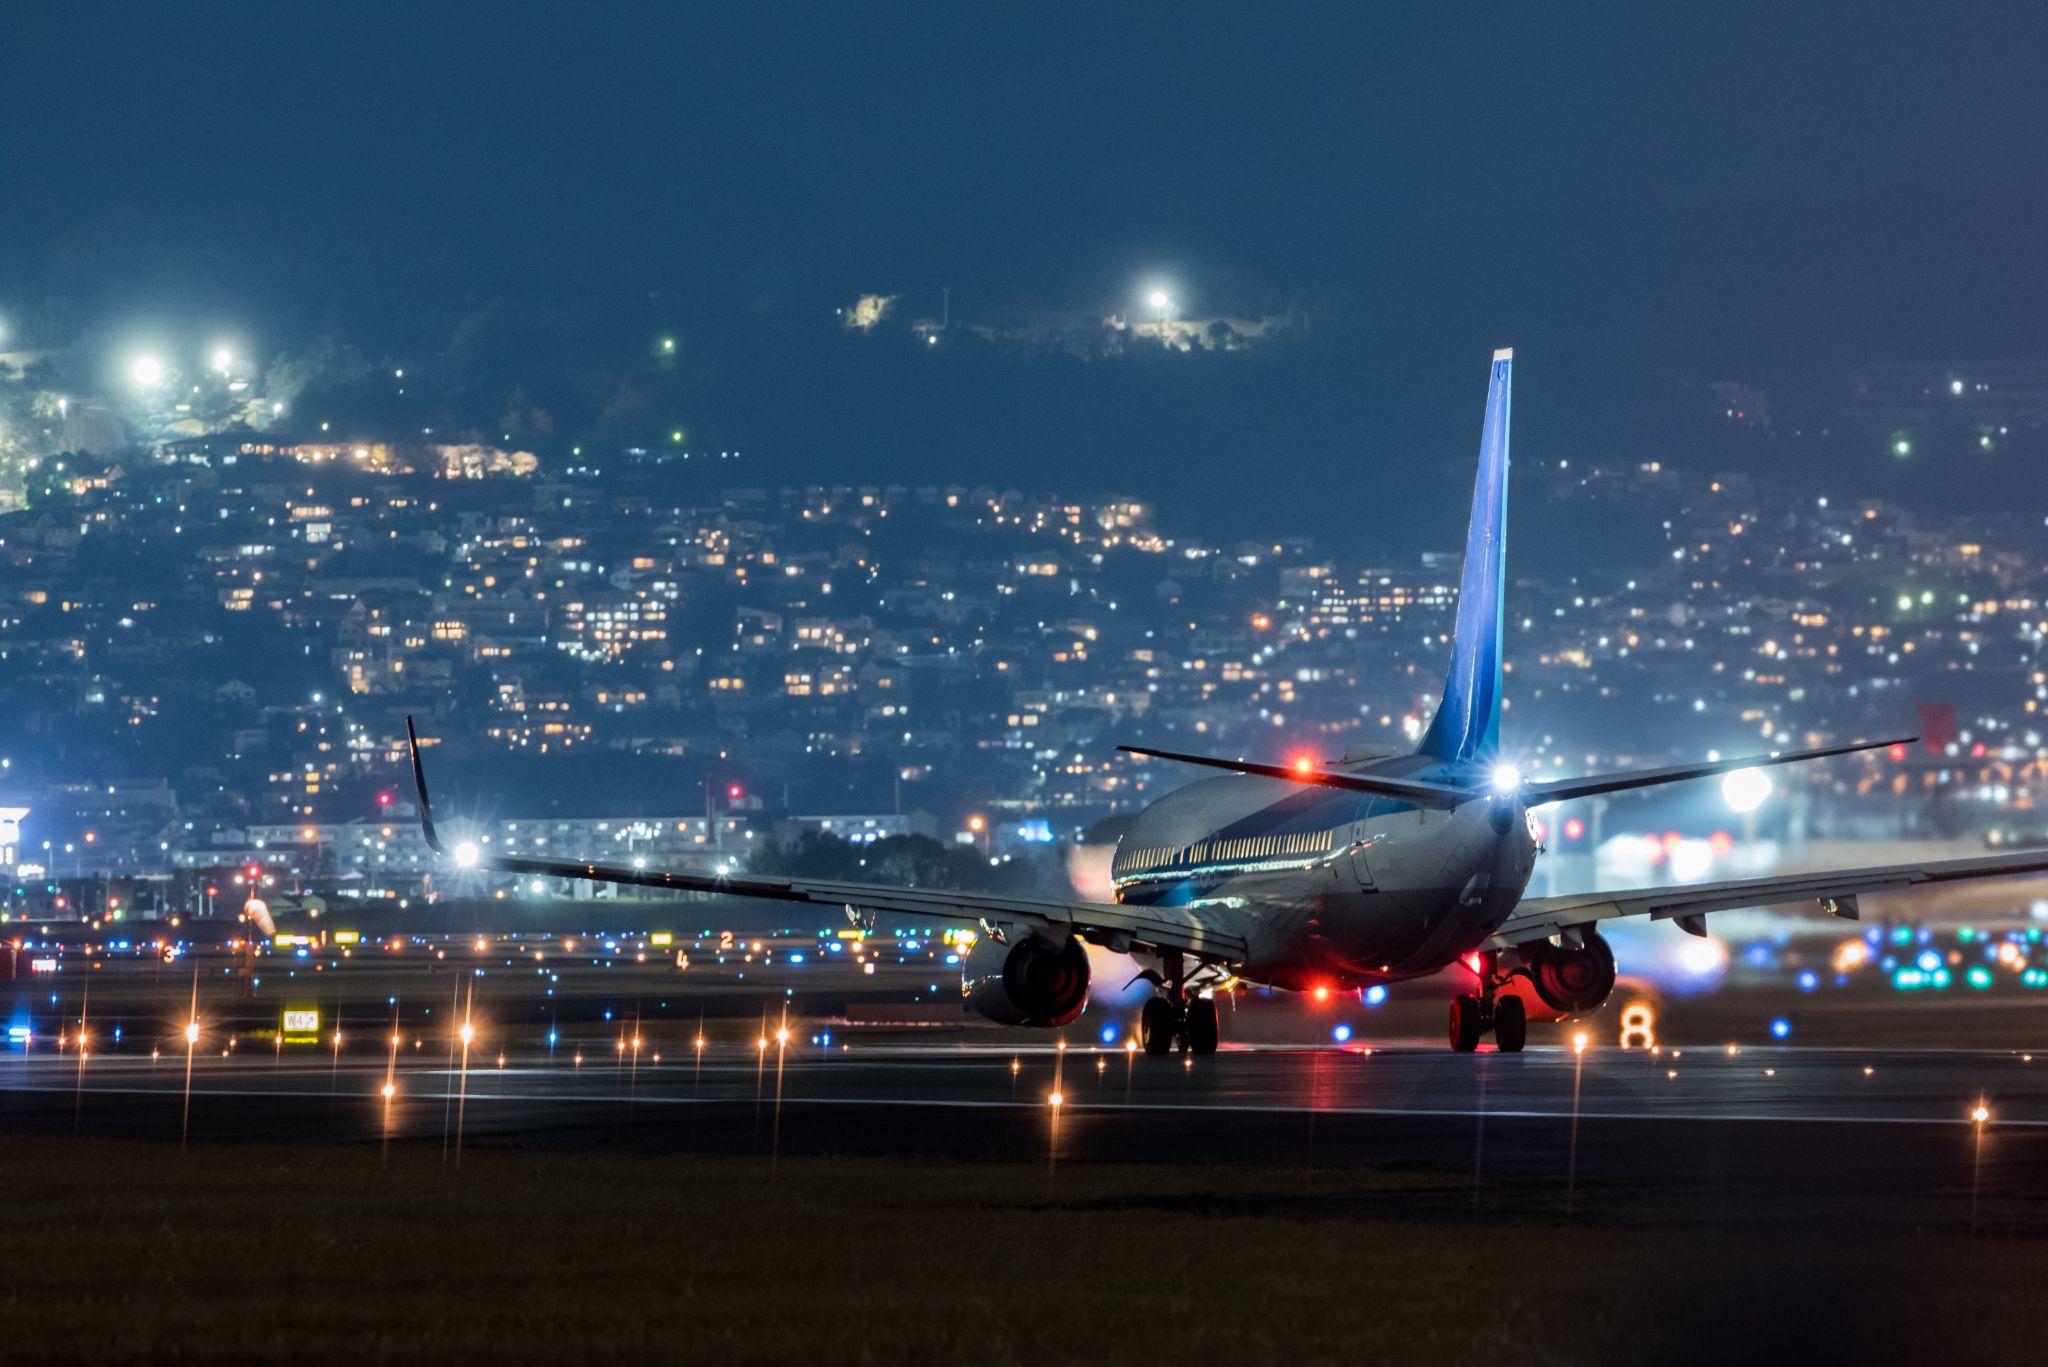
(8, 1039), (2047, 1228)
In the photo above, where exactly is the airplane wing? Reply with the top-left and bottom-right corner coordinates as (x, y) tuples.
(405, 720), (1247, 963)
(1493, 847), (2048, 947)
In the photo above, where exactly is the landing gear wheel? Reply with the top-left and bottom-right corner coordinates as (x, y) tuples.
(1140, 996), (1180, 1056)
(1448, 993), (1485, 1053)
(1184, 997), (1219, 1055)
(1492, 995), (1527, 1053)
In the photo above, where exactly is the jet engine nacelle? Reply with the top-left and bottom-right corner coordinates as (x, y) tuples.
(961, 933), (1090, 1028)
(1505, 931), (1616, 1020)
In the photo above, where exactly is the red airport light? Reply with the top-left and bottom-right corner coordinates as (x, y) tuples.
(1563, 817), (1585, 840)
(727, 783), (743, 800)
(1888, 744), (1908, 761)
(377, 790), (394, 807)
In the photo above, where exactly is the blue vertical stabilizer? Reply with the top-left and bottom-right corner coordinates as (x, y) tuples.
(1416, 348), (1512, 764)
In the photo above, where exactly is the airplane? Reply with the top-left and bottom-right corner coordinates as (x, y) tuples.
(403, 347), (2048, 1053)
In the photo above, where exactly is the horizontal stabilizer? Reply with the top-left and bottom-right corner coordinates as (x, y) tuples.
(1116, 745), (1471, 810)
(1524, 736), (1915, 806)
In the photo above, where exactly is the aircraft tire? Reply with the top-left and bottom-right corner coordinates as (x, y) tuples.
(1448, 994), (1484, 1052)
(1492, 995), (1527, 1053)
(1140, 996), (1179, 1055)
(1185, 997), (1219, 1055)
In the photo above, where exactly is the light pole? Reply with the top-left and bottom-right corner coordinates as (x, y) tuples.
(1722, 767), (1773, 871)
(1147, 290), (1173, 348)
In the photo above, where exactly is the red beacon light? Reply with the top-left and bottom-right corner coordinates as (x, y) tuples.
(377, 790), (394, 807)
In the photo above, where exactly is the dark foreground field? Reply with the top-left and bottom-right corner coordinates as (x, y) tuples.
(4, 1136), (2045, 1366)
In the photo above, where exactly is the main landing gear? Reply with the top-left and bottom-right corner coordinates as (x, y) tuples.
(1448, 952), (1526, 1054)
(1140, 956), (1220, 1056)
(1139, 994), (1220, 1055)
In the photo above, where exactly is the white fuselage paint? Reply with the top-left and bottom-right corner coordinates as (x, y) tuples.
(1109, 765), (1537, 990)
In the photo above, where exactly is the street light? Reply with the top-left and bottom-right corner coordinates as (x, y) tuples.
(131, 356), (165, 387)
(1722, 767), (1773, 813)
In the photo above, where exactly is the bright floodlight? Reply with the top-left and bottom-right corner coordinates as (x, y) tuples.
(1722, 766), (1774, 814)
(131, 355), (165, 386)
(184, 1020), (200, 1045)
(1147, 290), (1171, 311)
(1489, 763), (1522, 795)
(453, 840), (481, 869)
(211, 347), (233, 373)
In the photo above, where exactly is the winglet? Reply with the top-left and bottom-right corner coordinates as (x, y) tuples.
(403, 715), (446, 854)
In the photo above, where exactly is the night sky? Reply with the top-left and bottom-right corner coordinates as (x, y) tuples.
(6, 2), (2047, 542)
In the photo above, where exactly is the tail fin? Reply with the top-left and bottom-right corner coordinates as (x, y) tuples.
(1416, 348), (1512, 763)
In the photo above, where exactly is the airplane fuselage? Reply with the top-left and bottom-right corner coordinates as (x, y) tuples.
(1110, 758), (1538, 990)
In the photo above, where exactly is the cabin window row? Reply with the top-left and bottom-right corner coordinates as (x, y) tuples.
(1117, 830), (1333, 875)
